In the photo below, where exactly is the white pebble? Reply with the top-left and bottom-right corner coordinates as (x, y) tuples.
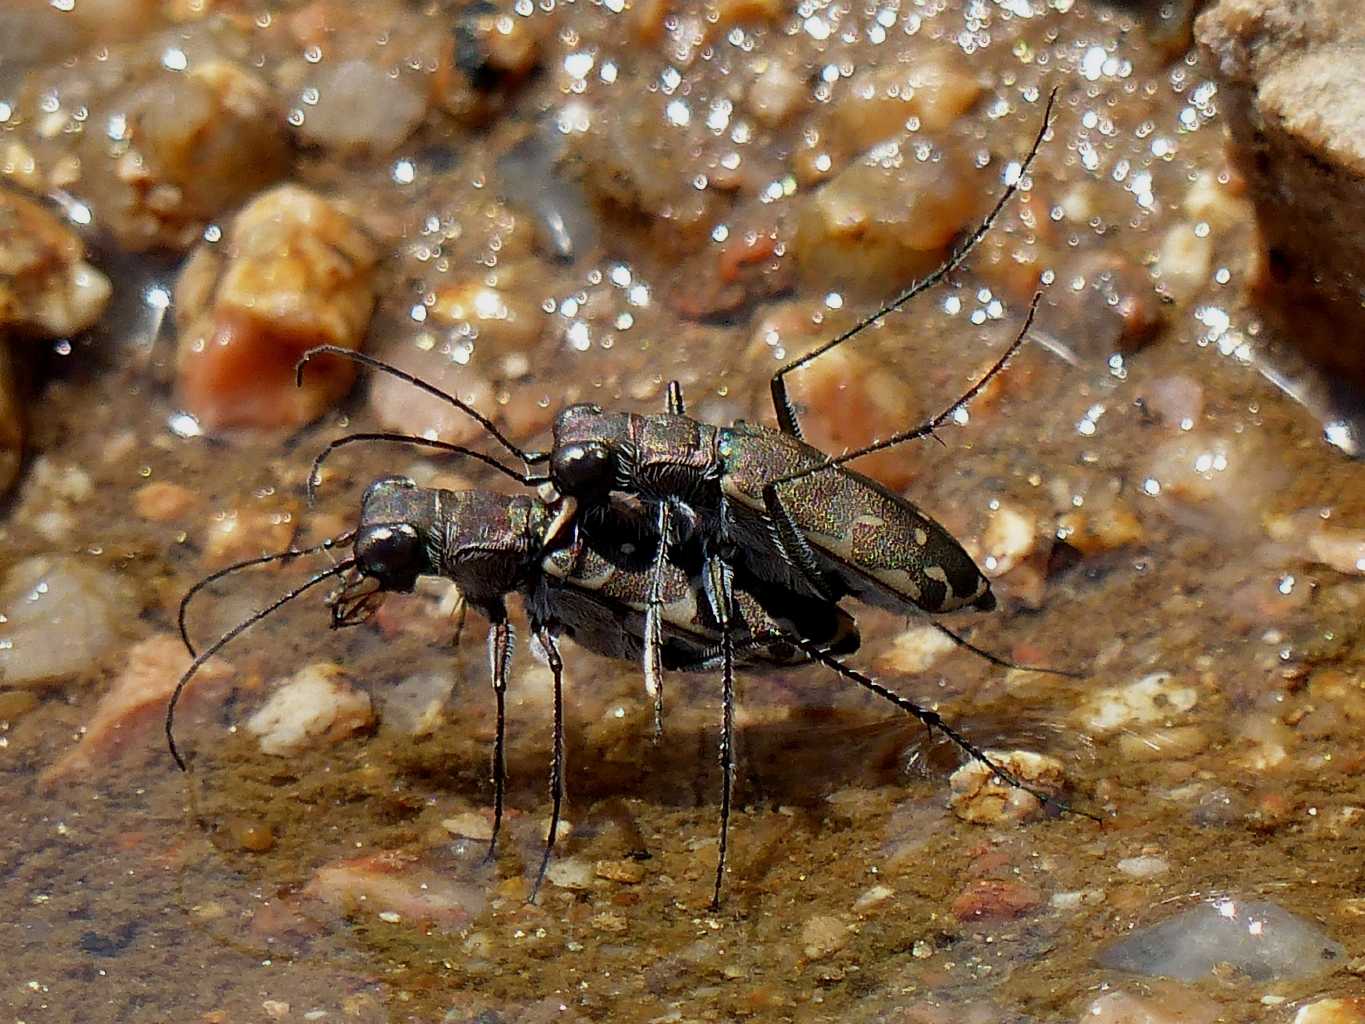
(949, 750), (1064, 824)
(246, 663), (374, 756)
(981, 505), (1038, 577)
(296, 60), (427, 154)
(1078, 672), (1198, 734)
(0, 556), (134, 688)
(1096, 898), (1345, 982)
(877, 624), (959, 674)
(852, 884), (895, 913)
(1155, 223), (1213, 304)
(545, 857), (594, 891)
(1117, 855), (1170, 878)
(800, 914), (850, 959)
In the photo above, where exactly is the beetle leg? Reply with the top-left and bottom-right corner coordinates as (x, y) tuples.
(791, 635), (1101, 823)
(486, 612), (515, 863)
(643, 500), (675, 741)
(704, 554), (737, 911)
(759, 481), (841, 603)
(529, 623), (566, 902)
(449, 590), (468, 650)
(666, 379), (687, 415)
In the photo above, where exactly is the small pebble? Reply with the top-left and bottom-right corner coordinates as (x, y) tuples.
(1116, 726), (1208, 761)
(1305, 527), (1365, 576)
(800, 914), (850, 960)
(367, 341), (498, 447)
(1183, 169), (1253, 231)
(1078, 988), (1220, 1024)
(833, 53), (982, 150)
(381, 671), (457, 737)
(1056, 502), (1145, 557)
(950, 879), (1043, 922)
(442, 813), (494, 842)
(545, 857), (594, 891)
(134, 481), (199, 523)
(594, 859), (646, 884)
(1294, 998), (1365, 1024)
(793, 144), (983, 296)
(200, 502), (299, 569)
(949, 751), (1064, 825)
(305, 849), (485, 929)
(1116, 855), (1170, 879)
(246, 663), (374, 757)
(1052, 889), (1105, 911)
(1144, 375), (1204, 431)
(430, 274), (546, 354)
(592, 912), (629, 934)
(852, 884), (895, 913)
(876, 624), (959, 674)
(1078, 672), (1198, 734)
(1231, 713), (1293, 771)
(262, 1000), (291, 1021)
(1144, 432), (1278, 511)
(90, 61), (290, 251)
(779, 341), (922, 491)
(1096, 897), (1345, 981)
(980, 505), (1038, 577)
(175, 185), (378, 432)
(0, 188), (112, 338)
(0, 556), (134, 689)
(1155, 223), (1213, 304)
(748, 60), (806, 127)
(227, 817), (276, 853)
(40, 635), (232, 784)
(295, 60), (428, 154)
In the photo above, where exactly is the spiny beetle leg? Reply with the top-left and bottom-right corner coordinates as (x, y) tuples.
(666, 379), (687, 416)
(758, 480), (841, 604)
(529, 625), (566, 903)
(794, 637), (1101, 823)
(705, 554), (738, 911)
(485, 617), (515, 863)
(643, 500), (675, 741)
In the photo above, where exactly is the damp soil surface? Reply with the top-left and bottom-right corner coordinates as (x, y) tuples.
(2, 1), (1365, 1022)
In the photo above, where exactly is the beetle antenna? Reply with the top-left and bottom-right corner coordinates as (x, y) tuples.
(178, 534), (356, 657)
(930, 622), (1084, 679)
(771, 290), (1043, 490)
(771, 87), (1058, 404)
(166, 558), (356, 771)
(296, 346), (539, 463)
(306, 432), (547, 505)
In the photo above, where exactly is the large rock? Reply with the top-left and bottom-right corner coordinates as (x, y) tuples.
(1197, 0), (1365, 381)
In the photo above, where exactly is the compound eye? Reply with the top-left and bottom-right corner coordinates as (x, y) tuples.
(356, 523), (422, 582)
(552, 442), (613, 494)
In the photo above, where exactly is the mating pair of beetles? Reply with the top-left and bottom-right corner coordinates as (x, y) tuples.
(170, 92), (1084, 909)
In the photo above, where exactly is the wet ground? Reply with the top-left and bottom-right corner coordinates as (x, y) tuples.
(2, 0), (1365, 1022)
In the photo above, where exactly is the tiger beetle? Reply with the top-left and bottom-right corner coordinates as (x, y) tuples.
(298, 92), (1067, 740)
(170, 480), (865, 902)
(170, 473), (1081, 907)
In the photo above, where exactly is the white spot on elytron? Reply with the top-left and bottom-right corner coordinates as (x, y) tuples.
(914, 528), (929, 547)
(853, 514), (886, 529)
(924, 565), (949, 585)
